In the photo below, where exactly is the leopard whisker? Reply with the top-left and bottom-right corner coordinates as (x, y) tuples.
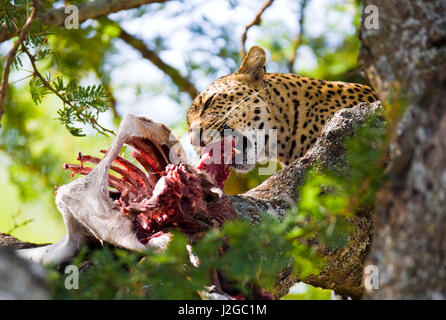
(208, 88), (269, 134)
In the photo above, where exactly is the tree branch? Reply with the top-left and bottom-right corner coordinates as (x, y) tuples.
(0, 6), (37, 124)
(288, 0), (308, 73)
(95, 69), (120, 122)
(230, 102), (382, 298)
(103, 81), (120, 121)
(0, 232), (46, 250)
(359, 0), (446, 299)
(240, 0), (275, 59)
(22, 46), (116, 136)
(0, 0), (170, 126)
(109, 19), (199, 99)
(1, 102), (381, 298)
(0, 0), (170, 43)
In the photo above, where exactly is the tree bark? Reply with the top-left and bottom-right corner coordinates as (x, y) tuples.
(231, 103), (381, 299)
(1, 102), (382, 299)
(359, 0), (446, 299)
(3, 0), (445, 301)
(0, 232), (46, 250)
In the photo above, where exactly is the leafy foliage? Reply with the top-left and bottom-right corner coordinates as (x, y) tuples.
(49, 234), (202, 299)
(48, 109), (387, 299)
(0, 85), (68, 201)
(48, 214), (322, 300)
(2, 0), (113, 136)
(292, 110), (387, 250)
(1, 0), (389, 299)
(27, 62), (113, 136)
(52, 78), (110, 136)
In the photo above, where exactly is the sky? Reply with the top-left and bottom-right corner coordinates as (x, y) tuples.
(1, 0), (358, 129)
(105, 0), (357, 127)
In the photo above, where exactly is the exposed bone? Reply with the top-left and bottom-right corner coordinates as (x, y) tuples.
(17, 114), (239, 265)
(8, 104), (382, 298)
(17, 114), (189, 264)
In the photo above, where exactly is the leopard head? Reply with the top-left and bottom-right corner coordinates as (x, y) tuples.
(187, 46), (273, 171)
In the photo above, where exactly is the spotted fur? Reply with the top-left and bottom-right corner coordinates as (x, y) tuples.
(187, 46), (379, 169)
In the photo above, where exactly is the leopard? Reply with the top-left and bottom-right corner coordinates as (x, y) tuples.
(186, 46), (379, 171)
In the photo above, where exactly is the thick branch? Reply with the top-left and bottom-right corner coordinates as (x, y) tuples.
(1, 103), (380, 298)
(359, 0), (446, 299)
(231, 102), (382, 298)
(0, 0), (170, 43)
(0, 7), (37, 123)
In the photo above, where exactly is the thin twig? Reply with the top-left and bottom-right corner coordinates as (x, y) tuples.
(22, 46), (115, 136)
(240, 0), (275, 59)
(10, 73), (34, 84)
(7, 216), (34, 235)
(0, 7), (37, 124)
(288, 0), (308, 73)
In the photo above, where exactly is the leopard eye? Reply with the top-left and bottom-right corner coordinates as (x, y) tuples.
(199, 95), (215, 116)
(203, 95), (214, 110)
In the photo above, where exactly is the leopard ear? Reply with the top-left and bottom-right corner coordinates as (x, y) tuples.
(237, 46), (266, 82)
